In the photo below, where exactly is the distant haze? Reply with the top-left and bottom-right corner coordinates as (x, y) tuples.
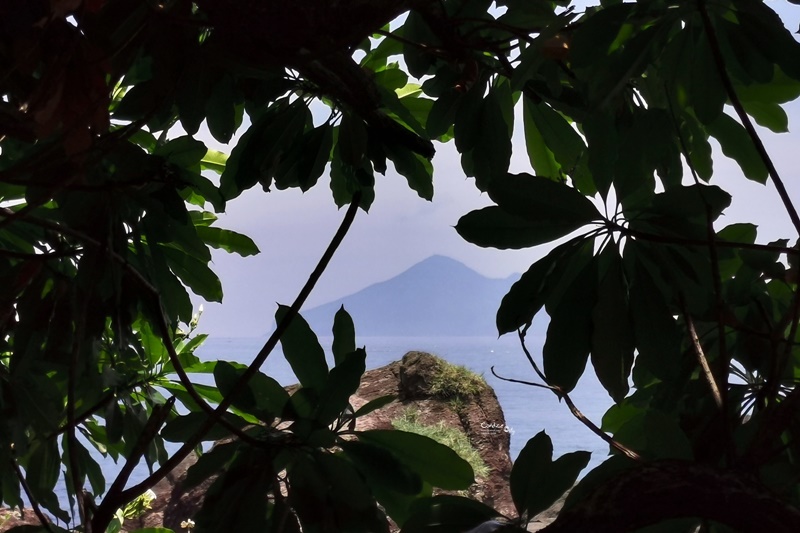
(298, 255), (521, 337)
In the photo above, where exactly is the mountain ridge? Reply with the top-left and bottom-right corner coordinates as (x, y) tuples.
(298, 255), (519, 337)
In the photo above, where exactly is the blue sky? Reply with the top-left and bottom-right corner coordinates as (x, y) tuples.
(194, 4), (800, 338)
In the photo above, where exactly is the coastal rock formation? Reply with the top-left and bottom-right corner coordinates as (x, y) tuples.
(125, 351), (516, 530)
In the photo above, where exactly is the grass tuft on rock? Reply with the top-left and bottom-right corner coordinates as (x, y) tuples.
(392, 408), (490, 479)
(429, 358), (486, 399)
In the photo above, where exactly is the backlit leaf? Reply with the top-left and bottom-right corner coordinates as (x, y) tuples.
(707, 113), (769, 183)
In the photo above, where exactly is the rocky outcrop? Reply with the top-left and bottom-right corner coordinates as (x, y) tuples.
(0, 508), (51, 530)
(126, 351), (515, 530)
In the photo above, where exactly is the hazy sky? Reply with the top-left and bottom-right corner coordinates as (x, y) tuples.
(194, 6), (800, 338)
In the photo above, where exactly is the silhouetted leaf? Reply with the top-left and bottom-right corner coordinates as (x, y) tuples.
(496, 239), (584, 335)
(457, 206), (585, 250)
(340, 440), (423, 495)
(357, 430), (475, 490)
(591, 245), (634, 402)
(543, 252), (598, 392)
(354, 395), (397, 418)
(276, 306), (328, 390)
(707, 113), (769, 183)
(161, 411), (248, 443)
(510, 431), (590, 518)
(196, 226), (259, 256)
(488, 173), (600, 226)
(315, 349), (366, 425)
(332, 306), (356, 366)
(401, 495), (499, 532)
(525, 99), (584, 173)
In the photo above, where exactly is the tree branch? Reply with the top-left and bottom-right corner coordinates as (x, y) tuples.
(508, 333), (642, 462)
(9, 459), (55, 533)
(542, 459), (800, 532)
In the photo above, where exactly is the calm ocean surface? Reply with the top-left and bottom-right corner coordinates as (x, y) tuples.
(196, 335), (614, 466)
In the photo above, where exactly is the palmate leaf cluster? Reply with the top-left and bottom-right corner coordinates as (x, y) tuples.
(2, 0), (800, 531)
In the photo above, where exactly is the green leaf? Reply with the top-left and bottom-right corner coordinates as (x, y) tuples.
(214, 361), (288, 420)
(454, 85), (485, 153)
(338, 113), (368, 166)
(297, 124), (333, 191)
(612, 410), (693, 460)
(456, 206), (585, 250)
(426, 90), (461, 140)
(627, 246), (682, 381)
(206, 74), (238, 143)
(402, 12), (437, 77)
(523, 100), (561, 179)
(471, 86), (513, 190)
(276, 306), (328, 390)
(356, 430), (474, 490)
(488, 173), (600, 226)
(184, 441), (239, 488)
(690, 33), (726, 125)
(195, 226), (259, 257)
(154, 136), (207, 168)
(570, 4), (633, 69)
(707, 113), (769, 183)
(385, 143), (434, 200)
(543, 251), (598, 392)
(354, 395), (397, 417)
(160, 246), (223, 302)
(315, 349), (366, 425)
(220, 101), (309, 199)
(510, 431), (590, 518)
(201, 149), (229, 175)
(580, 112), (618, 199)
(401, 495), (499, 532)
(332, 306), (356, 366)
(160, 411), (248, 443)
(524, 99), (585, 173)
(648, 184), (732, 221)
(591, 245), (634, 402)
(742, 100), (789, 133)
(496, 239), (583, 335)
(736, 67), (800, 104)
(340, 439), (423, 495)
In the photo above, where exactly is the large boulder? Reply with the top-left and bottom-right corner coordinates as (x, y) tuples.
(125, 351), (515, 530)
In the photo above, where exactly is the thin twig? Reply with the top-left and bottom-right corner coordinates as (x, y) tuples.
(67, 296), (89, 530)
(611, 221), (800, 256)
(490, 367), (555, 391)
(101, 397), (175, 508)
(667, 87), (729, 423)
(518, 328), (549, 384)
(683, 307), (724, 409)
(10, 459), (56, 533)
(513, 334), (642, 461)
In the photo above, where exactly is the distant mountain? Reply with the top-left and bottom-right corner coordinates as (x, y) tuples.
(299, 255), (519, 337)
